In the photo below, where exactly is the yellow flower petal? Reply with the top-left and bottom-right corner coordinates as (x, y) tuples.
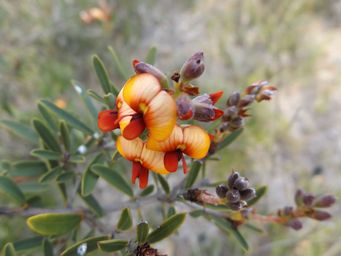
(123, 73), (161, 112)
(146, 125), (183, 152)
(116, 136), (144, 161)
(144, 91), (177, 141)
(182, 126), (210, 159)
(140, 145), (169, 174)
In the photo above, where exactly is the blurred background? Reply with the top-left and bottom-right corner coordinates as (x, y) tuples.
(1, 0), (341, 255)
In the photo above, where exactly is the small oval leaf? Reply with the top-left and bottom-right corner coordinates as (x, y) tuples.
(157, 174), (170, 194)
(185, 161), (202, 188)
(137, 221), (149, 244)
(108, 46), (130, 80)
(0, 176), (25, 205)
(91, 165), (133, 197)
(31, 149), (62, 161)
(0, 120), (38, 144)
(2, 242), (17, 256)
(27, 213), (82, 236)
(59, 121), (71, 152)
(117, 208), (133, 231)
(146, 213), (186, 244)
(32, 119), (61, 152)
(39, 167), (63, 183)
(81, 153), (103, 196)
(79, 194), (104, 217)
(139, 185), (154, 197)
(97, 239), (128, 252)
(11, 161), (48, 177)
(93, 55), (117, 95)
(217, 128), (243, 151)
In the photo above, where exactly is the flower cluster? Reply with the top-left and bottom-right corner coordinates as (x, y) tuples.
(98, 53), (222, 188)
(277, 189), (336, 230)
(216, 171), (256, 210)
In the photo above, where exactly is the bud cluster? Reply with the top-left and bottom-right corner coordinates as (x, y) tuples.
(218, 81), (276, 133)
(277, 189), (336, 230)
(134, 243), (166, 256)
(216, 171), (256, 211)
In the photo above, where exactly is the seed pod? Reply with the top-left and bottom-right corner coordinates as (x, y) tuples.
(216, 184), (228, 198)
(309, 210), (331, 221)
(226, 189), (240, 203)
(302, 193), (315, 207)
(226, 92), (240, 107)
(233, 177), (249, 191)
(313, 195), (336, 208)
(227, 171), (240, 189)
(180, 52), (205, 83)
(240, 188), (256, 201)
(286, 219), (303, 230)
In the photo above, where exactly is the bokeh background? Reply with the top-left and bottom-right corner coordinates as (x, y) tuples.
(1, 0), (341, 255)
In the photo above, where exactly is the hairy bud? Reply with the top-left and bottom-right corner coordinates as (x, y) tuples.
(133, 60), (168, 88)
(180, 52), (205, 83)
(216, 184), (228, 198)
(313, 195), (336, 208)
(227, 171), (240, 189)
(309, 210), (331, 221)
(226, 189), (241, 203)
(302, 193), (315, 207)
(233, 177), (250, 191)
(240, 188), (256, 201)
(286, 219), (303, 230)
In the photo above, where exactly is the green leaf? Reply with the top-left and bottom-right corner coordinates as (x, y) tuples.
(157, 174), (170, 194)
(2, 243), (16, 256)
(247, 186), (267, 206)
(136, 221), (149, 244)
(189, 209), (205, 218)
(56, 172), (75, 183)
(31, 149), (62, 161)
(39, 167), (63, 183)
(97, 239), (128, 252)
(38, 102), (58, 131)
(211, 216), (249, 252)
(72, 82), (98, 120)
(87, 89), (105, 104)
(139, 185), (154, 197)
(0, 176), (25, 205)
(185, 161), (202, 188)
(60, 235), (109, 256)
(243, 223), (264, 234)
(103, 93), (116, 109)
(79, 194), (104, 217)
(92, 164), (133, 197)
(217, 128), (243, 151)
(39, 100), (94, 135)
(19, 182), (50, 194)
(27, 213), (82, 236)
(117, 208), (133, 231)
(43, 238), (54, 256)
(93, 55), (118, 96)
(108, 46), (129, 80)
(32, 119), (61, 152)
(146, 213), (186, 244)
(59, 121), (71, 152)
(13, 237), (43, 251)
(167, 206), (176, 218)
(0, 120), (38, 144)
(145, 47), (157, 65)
(81, 153), (103, 196)
(11, 161), (48, 177)
(68, 155), (86, 163)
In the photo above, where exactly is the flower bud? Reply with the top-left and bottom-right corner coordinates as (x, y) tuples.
(133, 60), (169, 88)
(226, 189), (240, 203)
(233, 177), (249, 191)
(226, 92), (240, 106)
(227, 171), (240, 189)
(176, 95), (194, 120)
(228, 201), (246, 211)
(313, 195), (336, 208)
(302, 193), (315, 207)
(309, 210), (331, 221)
(216, 184), (228, 198)
(222, 106), (239, 122)
(283, 206), (294, 216)
(286, 219), (303, 230)
(180, 52), (205, 83)
(238, 95), (255, 108)
(240, 188), (256, 201)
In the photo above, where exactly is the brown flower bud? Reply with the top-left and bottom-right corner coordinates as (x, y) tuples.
(283, 206), (294, 216)
(313, 195), (336, 208)
(216, 184), (228, 198)
(286, 219), (303, 230)
(180, 52), (205, 83)
(176, 94), (194, 120)
(240, 188), (256, 201)
(228, 201), (246, 211)
(309, 210), (331, 221)
(226, 92), (240, 106)
(133, 60), (169, 88)
(238, 95), (255, 108)
(222, 106), (238, 122)
(233, 177), (249, 191)
(226, 189), (240, 203)
(303, 193), (315, 207)
(227, 171), (240, 189)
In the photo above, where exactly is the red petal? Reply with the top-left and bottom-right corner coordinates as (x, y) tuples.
(132, 161), (141, 184)
(98, 110), (119, 132)
(139, 166), (149, 189)
(181, 155), (188, 174)
(164, 151), (180, 173)
(209, 90), (224, 105)
(211, 108), (224, 120)
(122, 116), (145, 140)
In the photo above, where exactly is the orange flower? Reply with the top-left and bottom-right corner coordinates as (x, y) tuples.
(147, 125), (210, 173)
(116, 136), (168, 188)
(112, 73), (177, 141)
(98, 109), (119, 132)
